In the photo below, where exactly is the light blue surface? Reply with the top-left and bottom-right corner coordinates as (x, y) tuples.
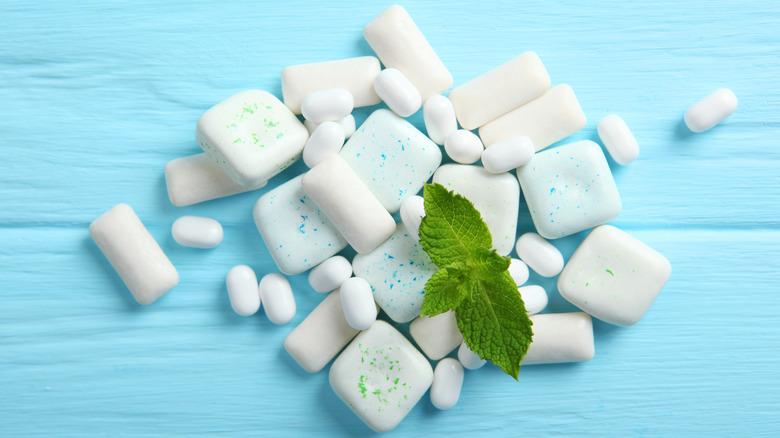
(1, 1), (779, 436)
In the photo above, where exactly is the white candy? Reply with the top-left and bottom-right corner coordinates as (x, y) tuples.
(409, 311), (463, 360)
(430, 358), (464, 410)
(300, 88), (354, 124)
(284, 289), (364, 373)
(308, 255), (352, 293)
(519, 285), (548, 315)
(479, 84), (586, 150)
(684, 88), (738, 133)
(329, 320), (433, 433)
(164, 153), (267, 207)
(597, 115), (639, 165)
(281, 56), (382, 114)
(304, 114), (356, 139)
(226, 265), (260, 317)
(363, 5), (452, 100)
(171, 216), (223, 249)
(399, 195), (425, 242)
(481, 136), (535, 174)
(508, 258), (529, 286)
(558, 225), (671, 326)
(444, 129), (484, 164)
(522, 312), (594, 365)
(423, 95), (457, 145)
(89, 204), (179, 305)
(457, 342), (486, 370)
(302, 155), (396, 254)
(196, 90), (308, 188)
(515, 232), (564, 277)
(339, 277), (377, 331)
(449, 52), (550, 130)
(302, 121), (346, 168)
(258, 273), (296, 325)
(374, 68), (422, 117)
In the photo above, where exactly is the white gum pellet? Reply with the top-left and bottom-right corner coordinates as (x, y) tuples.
(301, 155), (396, 254)
(308, 255), (353, 293)
(481, 136), (535, 174)
(522, 312), (595, 365)
(258, 273), (296, 325)
(430, 358), (464, 410)
(89, 203), (179, 305)
(281, 56), (382, 114)
(363, 5), (453, 101)
(339, 277), (378, 331)
(303, 121), (346, 168)
(519, 285), (548, 315)
(449, 52), (551, 130)
(457, 342), (487, 370)
(300, 88), (354, 124)
(409, 311), (463, 360)
(399, 195), (425, 241)
(305, 114), (356, 139)
(515, 232), (564, 277)
(164, 153), (267, 207)
(684, 88), (738, 133)
(508, 258), (529, 287)
(226, 265), (261, 317)
(171, 216), (223, 249)
(444, 130), (484, 164)
(423, 95), (457, 145)
(597, 115), (639, 165)
(374, 68), (422, 117)
(479, 84), (587, 150)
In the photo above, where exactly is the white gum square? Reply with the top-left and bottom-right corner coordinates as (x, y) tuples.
(522, 312), (595, 365)
(164, 153), (266, 207)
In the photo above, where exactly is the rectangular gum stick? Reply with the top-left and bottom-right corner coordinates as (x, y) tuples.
(301, 155), (395, 254)
(521, 312), (595, 365)
(281, 56), (382, 114)
(479, 84), (587, 150)
(164, 153), (267, 207)
(89, 203), (179, 305)
(449, 52), (551, 130)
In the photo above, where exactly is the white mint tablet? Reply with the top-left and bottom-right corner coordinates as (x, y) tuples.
(339, 277), (377, 331)
(305, 114), (356, 139)
(171, 216), (223, 249)
(301, 88), (354, 124)
(302, 121), (346, 168)
(444, 129), (484, 164)
(515, 232), (564, 277)
(457, 342), (486, 370)
(196, 90), (308, 188)
(284, 289), (366, 373)
(449, 52), (550, 130)
(281, 56), (382, 114)
(430, 358), (464, 410)
(399, 195), (425, 242)
(374, 68), (422, 117)
(308, 255), (352, 293)
(519, 285), (548, 315)
(558, 225), (672, 326)
(508, 258), (529, 287)
(329, 320), (433, 433)
(226, 265), (260, 317)
(409, 311), (463, 360)
(522, 312), (595, 365)
(597, 114), (639, 165)
(164, 153), (267, 207)
(684, 88), (738, 133)
(481, 136), (535, 174)
(258, 273), (296, 325)
(363, 5), (453, 100)
(479, 84), (586, 150)
(89, 203), (179, 305)
(423, 95), (457, 145)
(302, 155), (396, 254)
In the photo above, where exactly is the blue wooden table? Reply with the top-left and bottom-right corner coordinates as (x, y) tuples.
(2, 1), (779, 436)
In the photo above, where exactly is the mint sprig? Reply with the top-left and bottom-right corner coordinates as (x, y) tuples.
(418, 183), (533, 379)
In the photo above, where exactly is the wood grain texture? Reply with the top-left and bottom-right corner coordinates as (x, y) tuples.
(1, 0), (779, 436)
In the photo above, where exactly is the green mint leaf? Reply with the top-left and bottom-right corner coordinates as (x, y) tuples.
(455, 270), (533, 380)
(467, 246), (511, 274)
(420, 263), (469, 316)
(418, 183), (492, 268)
